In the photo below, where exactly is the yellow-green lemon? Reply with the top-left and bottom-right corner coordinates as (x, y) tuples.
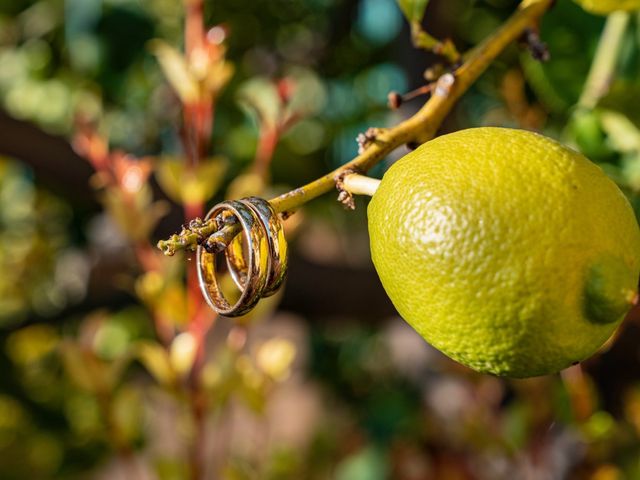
(368, 127), (640, 377)
(574, 0), (640, 14)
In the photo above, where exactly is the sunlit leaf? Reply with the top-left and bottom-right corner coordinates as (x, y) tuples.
(286, 67), (327, 119)
(621, 153), (640, 192)
(170, 332), (198, 376)
(101, 186), (169, 241)
(6, 325), (59, 365)
(205, 60), (235, 96)
(156, 156), (227, 205)
(140, 279), (189, 327)
(150, 40), (199, 104)
(582, 411), (616, 440)
(93, 318), (132, 361)
(225, 172), (265, 201)
(599, 82), (640, 129)
(155, 458), (190, 480)
(235, 355), (266, 413)
(59, 342), (106, 393)
(255, 338), (296, 382)
(335, 446), (388, 480)
(237, 77), (281, 130)
(154, 156), (184, 203)
(136, 341), (177, 388)
(112, 386), (143, 443)
(186, 157), (228, 204)
(600, 110), (640, 153)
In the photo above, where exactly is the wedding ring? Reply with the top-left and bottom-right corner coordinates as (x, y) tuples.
(240, 197), (287, 296)
(197, 200), (269, 317)
(197, 197), (289, 317)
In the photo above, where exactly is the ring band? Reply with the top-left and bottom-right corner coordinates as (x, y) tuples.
(197, 200), (269, 317)
(226, 197), (287, 297)
(197, 197), (288, 317)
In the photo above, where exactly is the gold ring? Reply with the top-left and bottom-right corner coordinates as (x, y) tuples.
(197, 200), (269, 317)
(196, 197), (289, 317)
(240, 197), (287, 297)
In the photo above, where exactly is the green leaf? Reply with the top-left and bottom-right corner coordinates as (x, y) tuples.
(336, 446), (388, 480)
(599, 82), (640, 130)
(112, 386), (143, 443)
(237, 77), (281, 130)
(396, 0), (429, 23)
(6, 325), (59, 365)
(154, 156), (184, 203)
(101, 186), (169, 241)
(599, 109), (640, 153)
(156, 156), (227, 205)
(150, 40), (199, 104)
(136, 341), (177, 388)
(59, 342), (107, 393)
(169, 332), (198, 377)
(286, 67), (327, 118)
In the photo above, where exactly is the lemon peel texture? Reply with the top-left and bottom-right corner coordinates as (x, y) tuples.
(368, 127), (640, 377)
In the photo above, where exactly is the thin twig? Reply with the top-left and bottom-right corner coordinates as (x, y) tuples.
(578, 11), (630, 109)
(411, 22), (461, 64)
(158, 0), (554, 256)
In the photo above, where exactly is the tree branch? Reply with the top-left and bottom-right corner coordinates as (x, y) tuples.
(157, 0), (554, 256)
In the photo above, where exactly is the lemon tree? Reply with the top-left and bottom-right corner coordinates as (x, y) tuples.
(368, 127), (640, 377)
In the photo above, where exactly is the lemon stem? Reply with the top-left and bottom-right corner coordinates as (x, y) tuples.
(157, 0), (555, 256)
(342, 174), (381, 197)
(578, 11), (630, 110)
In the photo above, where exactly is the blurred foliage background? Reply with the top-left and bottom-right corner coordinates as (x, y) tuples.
(1, 0), (640, 478)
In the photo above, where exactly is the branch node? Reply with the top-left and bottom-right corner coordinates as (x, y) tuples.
(434, 73), (456, 97)
(335, 168), (360, 210)
(356, 127), (386, 154)
(337, 190), (356, 210)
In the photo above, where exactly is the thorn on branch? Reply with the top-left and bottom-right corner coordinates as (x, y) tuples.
(519, 28), (550, 62)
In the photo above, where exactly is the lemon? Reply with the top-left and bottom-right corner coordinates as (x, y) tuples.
(574, 0), (640, 14)
(368, 127), (640, 377)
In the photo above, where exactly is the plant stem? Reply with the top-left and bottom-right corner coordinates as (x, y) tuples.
(411, 22), (461, 64)
(577, 11), (630, 110)
(182, 2), (213, 479)
(342, 174), (381, 197)
(157, 0), (554, 256)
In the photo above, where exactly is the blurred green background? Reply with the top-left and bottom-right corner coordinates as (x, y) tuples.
(1, 0), (640, 478)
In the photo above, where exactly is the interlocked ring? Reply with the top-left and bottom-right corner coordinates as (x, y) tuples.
(196, 197), (288, 317)
(226, 197), (288, 297)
